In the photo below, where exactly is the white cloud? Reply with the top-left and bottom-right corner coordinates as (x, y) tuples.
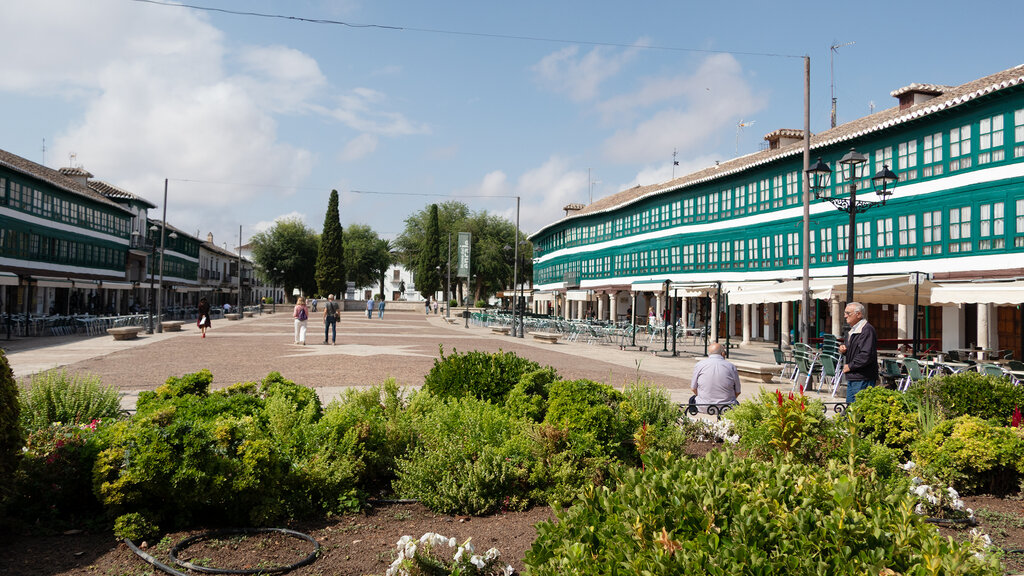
(233, 45), (328, 113)
(316, 88), (430, 136)
(466, 157), (588, 234)
(531, 42), (643, 102)
(252, 211), (309, 234)
(600, 53), (765, 164)
(339, 133), (379, 162)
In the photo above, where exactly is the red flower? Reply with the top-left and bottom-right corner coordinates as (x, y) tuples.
(776, 389), (784, 406)
(788, 392), (795, 401)
(798, 384), (804, 396)
(1012, 405), (1022, 428)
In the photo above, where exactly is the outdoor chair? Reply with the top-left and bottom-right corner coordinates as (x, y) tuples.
(818, 353), (841, 394)
(899, 358), (926, 392)
(772, 348), (796, 381)
(880, 358), (904, 391)
(977, 363), (1008, 379)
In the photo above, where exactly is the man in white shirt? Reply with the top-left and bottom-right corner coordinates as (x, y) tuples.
(690, 342), (742, 405)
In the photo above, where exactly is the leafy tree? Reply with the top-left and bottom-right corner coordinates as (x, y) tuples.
(250, 218), (319, 299)
(396, 201), (469, 299)
(416, 204), (442, 300)
(315, 190), (345, 298)
(344, 225), (394, 297)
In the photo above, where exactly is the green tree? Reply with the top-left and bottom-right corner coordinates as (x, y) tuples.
(250, 218), (319, 299)
(315, 190), (345, 298)
(416, 204), (442, 300)
(0, 350), (22, 511)
(344, 225), (394, 297)
(396, 201), (470, 299)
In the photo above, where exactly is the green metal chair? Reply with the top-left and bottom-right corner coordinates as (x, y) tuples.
(880, 359), (903, 391)
(977, 363), (1008, 379)
(772, 348), (796, 381)
(900, 358), (926, 391)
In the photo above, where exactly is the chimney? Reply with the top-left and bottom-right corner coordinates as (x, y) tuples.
(207, 232), (214, 243)
(763, 129), (805, 150)
(58, 166), (93, 187)
(890, 83), (949, 110)
(563, 203), (585, 216)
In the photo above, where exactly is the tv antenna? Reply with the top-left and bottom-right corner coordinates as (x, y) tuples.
(672, 148), (679, 179)
(735, 120), (755, 156)
(830, 40), (855, 128)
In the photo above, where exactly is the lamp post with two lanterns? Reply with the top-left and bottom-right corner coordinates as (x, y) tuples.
(805, 147), (899, 308)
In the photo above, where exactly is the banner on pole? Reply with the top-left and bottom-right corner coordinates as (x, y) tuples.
(457, 232), (471, 278)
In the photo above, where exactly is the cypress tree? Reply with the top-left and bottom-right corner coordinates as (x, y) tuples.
(416, 204), (442, 299)
(315, 190), (346, 298)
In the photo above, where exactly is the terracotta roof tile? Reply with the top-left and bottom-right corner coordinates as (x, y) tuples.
(0, 148), (130, 214)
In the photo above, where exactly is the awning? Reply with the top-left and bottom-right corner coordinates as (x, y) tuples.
(671, 283), (716, 298)
(566, 289), (594, 301)
(723, 275), (934, 306)
(33, 276), (74, 288)
(631, 279), (671, 291)
(930, 281), (1024, 305)
(174, 285), (204, 293)
(0, 272), (18, 286)
(100, 281), (135, 290)
(532, 291), (557, 302)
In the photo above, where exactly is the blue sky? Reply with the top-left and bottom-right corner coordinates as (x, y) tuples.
(1, 0), (1021, 249)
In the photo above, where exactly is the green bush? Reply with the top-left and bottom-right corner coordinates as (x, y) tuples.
(847, 386), (919, 455)
(394, 395), (534, 514)
(18, 369), (121, 432)
(0, 350), (22, 513)
(423, 347), (542, 403)
(723, 389), (840, 465)
(12, 421), (108, 526)
(525, 449), (1002, 575)
(911, 415), (1024, 494)
(543, 379), (635, 461)
(504, 367), (559, 421)
(620, 382), (687, 455)
(906, 371), (1024, 425)
(475, 299), (488, 308)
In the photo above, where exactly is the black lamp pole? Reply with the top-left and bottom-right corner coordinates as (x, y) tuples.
(146, 227), (157, 334)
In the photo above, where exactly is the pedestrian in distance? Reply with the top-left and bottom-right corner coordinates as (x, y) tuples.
(367, 298), (374, 319)
(197, 297), (212, 338)
(293, 296), (309, 345)
(425, 299), (431, 316)
(378, 298), (385, 319)
(323, 293), (339, 345)
(690, 342), (742, 407)
(839, 301), (878, 404)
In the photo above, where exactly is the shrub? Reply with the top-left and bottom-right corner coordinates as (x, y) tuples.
(847, 386), (919, 455)
(911, 415), (1024, 494)
(0, 350), (22, 512)
(18, 369), (121, 432)
(504, 367), (559, 421)
(723, 389), (840, 465)
(543, 379), (634, 461)
(475, 299), (488, 308)
(620, 382), (687, 454)
(394, 396), (534, 515)
(12, 421), (108, 526)
(525, 449), (1002, 575)
(906, 371), (1024, 425)
(423, 347), (542, 403)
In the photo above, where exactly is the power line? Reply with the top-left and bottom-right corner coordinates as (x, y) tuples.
(167, 178), (514, 200)
(129, 0), (802, 59)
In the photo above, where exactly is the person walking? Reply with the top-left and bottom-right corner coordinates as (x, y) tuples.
(839, 301), (878, 404)
(690, 342), (742, 407)
(197, 297), (212, 338)
(377, 298), (386, 319)
(367, 298), (375, 319)
(323, 294), (339, 345)
(293, 296), (309, 345)
(425, 299), (431, 316)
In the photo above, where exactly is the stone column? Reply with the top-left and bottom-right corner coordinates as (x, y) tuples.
(680, 297), (689, 328)
(710, 294), (719, 341)
(977, 303), (991, 356)
(741, 304), (751, 346)
(609, 293), (618, 323)
(780, 301), (791, 349)
(831, 299), (842, 338)
(897, 304), (908, 341)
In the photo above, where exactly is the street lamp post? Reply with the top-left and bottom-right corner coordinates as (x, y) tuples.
(272, 267), (279, 314)
(146, 227), (158, 334)
(806, 148), (899, 308)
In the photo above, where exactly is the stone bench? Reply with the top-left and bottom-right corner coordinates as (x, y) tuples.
(242, 311), (254, 318)
(161, 320), (185, 332)
(107, 326), (143, 340)
(531, 332), (561, 344)
(491, 327), (511, 335)
(224, 313), (242, 321)
(732, 360), (783, 383)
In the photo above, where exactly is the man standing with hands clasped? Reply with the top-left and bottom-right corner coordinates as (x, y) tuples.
(838, 301), (878, 404)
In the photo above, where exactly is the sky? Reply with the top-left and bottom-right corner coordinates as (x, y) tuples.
(1, 0), (1021, 250)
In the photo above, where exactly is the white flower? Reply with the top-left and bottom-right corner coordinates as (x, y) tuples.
(470, 555), (486, 569)
(946, 486), (960, 500)
(966, 507), (974, 518)
(485, 547), (500, 561)
(914, 484), (930, 497)
(926, 494), (939, 505)
(448, 537), (457, 548)
(911, 476), (923, 485)
(454, 546), (466, 562)
(502, 565), (515, 576)
(915, 503), (926, 515)
(901, 460), (916, 471)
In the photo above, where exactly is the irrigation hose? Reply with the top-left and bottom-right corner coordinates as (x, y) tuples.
(924, 516), (979, 526)
(127, 528), (320, 576)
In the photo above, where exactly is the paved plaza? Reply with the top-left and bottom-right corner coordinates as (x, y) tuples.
(1, 310), (832, 410)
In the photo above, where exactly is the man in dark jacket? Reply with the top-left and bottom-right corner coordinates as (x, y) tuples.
(838, 301), (878, 403)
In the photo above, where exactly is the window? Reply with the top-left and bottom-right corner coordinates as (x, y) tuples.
(721, 189), (733, 216)
(856, 221), (872, 259)
(898, 214), (917, 258)
(683, 244), (694, 270)
(748, 237), (759, 267)
(837, 224), (849, 262)
(1015, 109), (1024, 158)
(683, 198), (694, 223)
(923, 210), (942, 255)
(708, 192), (719, 219)
(671, 201), (681, 223)
(719, 241), (730, 268)
(696, 243), (706, 269)
(818, 227), (833, 263)
(1016, 199), (1024, 247)
(978, 114), (1005, 164)
(696, 195), (707, 221)
(948, 206), (972, 253)
(670, 246), (680, 266)
(785, 171), (800, 206)
(772, 175), (784, 208)
(897, 140), (918, 181)
(761, 235), (771, 267)
(949, 124), (972, 171)
(733, 239), (744, 266)
(732, 186), (744, 216)
(873, 147), (893, 180)
(759, 178), (771, 211)
(979, 202), (1004, 250)
(786, 232), (799, 266)
(876, 218), (894, 258)
(922, 132), (943, 177)
(0, 177), (5, 204)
